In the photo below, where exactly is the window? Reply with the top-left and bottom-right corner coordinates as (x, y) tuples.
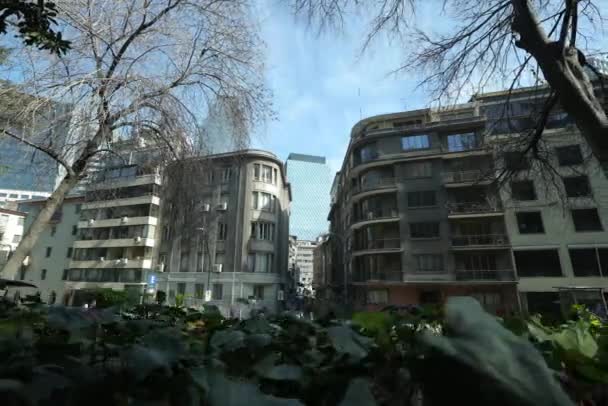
(212, 283), (223, 300)
(511, 180), (536, 201)
(254, 163), (261, 180)
(19, 268), (26, 280)
(563, 176), (591, 197)
(17, 217), (24, 226)
(177, 283), (186, 295)
(45, 247), (52, 257)
(572, 209), (603, 232)
(12, 234), (21, 244)
(41, 269), (47, 280)
(253, 285), (265, 300)
(194, 283), (205, 299)
(262, 165), (272, 183)
(407, 191), (436, 208)
(409, 222), (440, 239)
(569, 249), (601, 277)
(514, 250), (562, 277)
(273, 168), (278, 185)
(221, 168), (232, 182)
(251, 222), (275, 240)
(403, 161), (433, 178)
(51, 226), (57, 236)
(206, 170), (214, 184)
(251, 252), (273, 273)
(415, 254), (443, 272)
(516, 212), (544, 234)
(9, 194), (18, 199)
(556, 145), (583, 166)
(62, 269), (68, 280)
(401, 134), (430, 150)
(72, 225), (78, 235)
(462, 254), (497, 270)
(215, 252), (225, 266)
(357, 143), (378, 163)
(75, 204), (81, 213)
(367, 289), (388, 304)
(217, 222), (228, 240)
(162, 225), (170, 241)
(447, 132), (477, 152)
(504, 151), (529, 171)
(67, 247), (73, 258)
(252, 192), (274, 211)
(180, 251), (190, 272)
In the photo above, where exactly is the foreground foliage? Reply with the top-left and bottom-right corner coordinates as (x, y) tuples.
(0, 298), (606, 405)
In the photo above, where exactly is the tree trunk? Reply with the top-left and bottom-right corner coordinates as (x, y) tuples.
(512, 0), (608, 162)
(0, 173), (82, 280)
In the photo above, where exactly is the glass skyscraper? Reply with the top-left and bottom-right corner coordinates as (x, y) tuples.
(286, 153), (333, 240)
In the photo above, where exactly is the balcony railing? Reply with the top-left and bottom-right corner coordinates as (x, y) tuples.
(451, 234), (509, 247)
(354, 238), (401, 251)
(356, 177), (396, 193)
(354, 208), (399, 223)
(446, 201), (502, 215)
(455, 269), (515, 281)
(442, 170), (486, 184)
(353, 269), (403, 282)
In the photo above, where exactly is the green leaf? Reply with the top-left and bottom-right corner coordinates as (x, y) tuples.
(326, 326), (372, 360)
(553, 322), (598, 359)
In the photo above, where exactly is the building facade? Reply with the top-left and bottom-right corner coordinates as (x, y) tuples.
(294, 239), (316, 297)
(285, 153), (332, 240)
(324, 87), (608, 315)
(16, 196), (83, 303)
(0, 208), (25, 267)
(155, 150), (291, 315)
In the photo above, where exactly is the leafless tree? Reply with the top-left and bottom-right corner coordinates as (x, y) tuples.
(0, 0), (271, 279)
(288, 0), (608, 163)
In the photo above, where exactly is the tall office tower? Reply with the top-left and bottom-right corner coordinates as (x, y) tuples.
(285, 154), (333, 240)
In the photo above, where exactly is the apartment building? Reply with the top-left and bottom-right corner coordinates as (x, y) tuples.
(64, 163), (162, 302)
(325, 87), (608, 315)
(16, 196), (83, 303)
(294, 239), (316, 297)
(0, 208), (25, 267)
(154, 150), (291, 315)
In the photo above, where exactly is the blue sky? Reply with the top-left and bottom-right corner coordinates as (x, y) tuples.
(251, 1), (431, 173)
(252, 1), (608, 174)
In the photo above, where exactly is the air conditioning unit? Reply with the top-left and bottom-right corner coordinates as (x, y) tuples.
(213, 264), (223, 273)
(134, 236), (142, 243)
(202, 203), (210, 212)
(99, 256), (105, 261)
(217, 202), (228, 211)
(88, 219), (95, 226)
(277, 290), (285, 301)
(121, 216), (129, 224)
(157, 263), (165, 272)
(120, 258), (128, 265)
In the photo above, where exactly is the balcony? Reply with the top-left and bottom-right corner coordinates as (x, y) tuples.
(451, 234), (509, 249)
(82, 195), (160, 209)
(352, 269), (403, 283)
(446, 201), (503, 218)
(352, 207), (399, 228)
(78, 216), (158, 229)
(354, 177), (397, 195)
(353, 238), (401, 253)
(69, 258), (153, 269)
(73, 238), (155, 248)
(455, 269), (516, 281)
(442, 170), (491, 186)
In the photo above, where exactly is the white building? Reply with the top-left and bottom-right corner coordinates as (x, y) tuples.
(295, 239), (316, 297)
(16, 196), (84, 303)
(0, 208), (25, 267)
